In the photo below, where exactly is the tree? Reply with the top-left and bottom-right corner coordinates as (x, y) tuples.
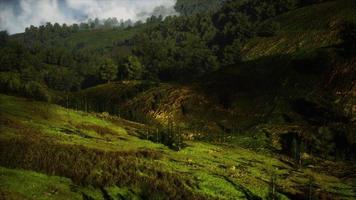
(60, 23), (70, 37)
(60, 52), (75, 67)
(0, 31), (9, 46)
(213, 11), (254, 47)
(100, 58), (118, 83)
(71, 24), (79, 32)
(174, 0), (222, 16)
(45, 67), (82, 91)
(94, 18), (101, 28)
(221, 39), (243, 66)
(266, 169), (280, 200)
(53, 23), (61, 33)
(80, 23), (89, 30)
(45, 22), (53, 31)
(21, 67), (39, 82)
(212, 4), (254, 63)
(124, 56), (144, 80)
(237, 0), (298, 22)
(0, 72), (21, 93)
(291, 137), (300, 165)
(24, 81), (51, 102)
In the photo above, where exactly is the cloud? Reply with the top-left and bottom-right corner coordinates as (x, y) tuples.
(0, 0), (177, 34)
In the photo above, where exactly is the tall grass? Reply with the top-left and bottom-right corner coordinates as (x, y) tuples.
(0, 136), (208, 199)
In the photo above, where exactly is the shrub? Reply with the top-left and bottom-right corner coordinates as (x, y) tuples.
(23, 81), (51, 102)
(0, 72), (22, 93)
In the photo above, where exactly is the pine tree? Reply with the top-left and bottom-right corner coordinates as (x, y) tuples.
(124, 56), (144, 80)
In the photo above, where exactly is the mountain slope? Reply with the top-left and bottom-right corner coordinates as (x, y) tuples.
(60, 0), (356, 161)
(1, 94), (355, 199)
(243, 0), (356, 60)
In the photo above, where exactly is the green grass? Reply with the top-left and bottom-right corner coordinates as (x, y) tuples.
(0, 94), (161, 152)
(0, 167), (82, 200)
(2, 1), (356, 199)
(1, 94), (355, 199)
(0, 166), (143, 200)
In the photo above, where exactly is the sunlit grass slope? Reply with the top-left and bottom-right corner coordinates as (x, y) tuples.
(0, 94), (355, 199)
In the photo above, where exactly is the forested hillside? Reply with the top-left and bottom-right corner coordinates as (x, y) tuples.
(174, 0), (223, 15)
(0, 0), (356, 199)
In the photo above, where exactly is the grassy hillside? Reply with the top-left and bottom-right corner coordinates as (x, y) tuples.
(243, 0), (356, 60)
(0, 167), (85, 200)
(1, 0), (356, 199)
(69, 81), (233, 135)
(1, 94), (355, 199)
(63, 0), (356, 128)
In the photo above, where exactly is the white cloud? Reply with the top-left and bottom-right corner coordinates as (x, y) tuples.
(0, 0), (177, 34)
(65, 0), (177, 20)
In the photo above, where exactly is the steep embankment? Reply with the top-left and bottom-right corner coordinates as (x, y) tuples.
(1, 94), (356, 199)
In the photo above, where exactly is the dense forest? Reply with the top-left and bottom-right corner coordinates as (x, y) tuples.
(0, 0), (339, 99)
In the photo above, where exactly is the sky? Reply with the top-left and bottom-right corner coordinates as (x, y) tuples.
(0, 0), (177, 34)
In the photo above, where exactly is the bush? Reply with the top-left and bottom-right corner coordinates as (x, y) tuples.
(0, 72), (22, 93)
(23, 81), (51, 102)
